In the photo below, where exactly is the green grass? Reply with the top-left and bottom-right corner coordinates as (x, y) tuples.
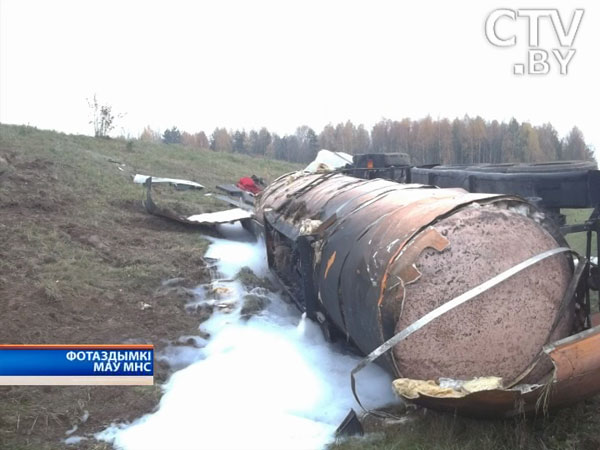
(1, 123), (297, 205)
(331, 398), (600, 450)
(0, 123), (301, 449)
(0, 123), (300, 310)
(563, 208), (598, 258)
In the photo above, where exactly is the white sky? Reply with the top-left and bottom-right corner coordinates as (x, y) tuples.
(1, 0), (598, 153)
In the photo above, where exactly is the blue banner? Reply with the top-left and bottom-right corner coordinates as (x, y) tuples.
(0, 347), (153, 376)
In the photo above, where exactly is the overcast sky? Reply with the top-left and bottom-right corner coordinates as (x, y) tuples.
(1, 0), (598, 153)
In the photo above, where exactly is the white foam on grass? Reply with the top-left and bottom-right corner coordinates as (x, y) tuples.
(156, 345), (206, 370)
(97, 224), (397, 450)
(64, 435), (87, 445)
(204, 225), (268, 279)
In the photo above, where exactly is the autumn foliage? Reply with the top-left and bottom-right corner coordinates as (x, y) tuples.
(141, 116), (595, 165)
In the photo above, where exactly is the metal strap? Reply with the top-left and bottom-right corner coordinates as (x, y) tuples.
(350, 246), (573, 417)
(507, 252), (583, 388)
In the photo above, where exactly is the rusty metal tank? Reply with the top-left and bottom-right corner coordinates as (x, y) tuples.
(257, 172), (574, 384)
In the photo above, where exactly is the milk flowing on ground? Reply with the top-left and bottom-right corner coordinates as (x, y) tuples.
(94, 224), (398, 450)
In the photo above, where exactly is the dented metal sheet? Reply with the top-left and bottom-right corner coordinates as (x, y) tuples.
(187, 208), (253, 224)
(259, 173), (572, 376)
(536, 328), (600, 415)
(392, 324), (600, 417)
(141, 176), (252, 226)
(257, 172), (600, 415)
(390, 227), (450, 286)
(133, 174), (204, 189)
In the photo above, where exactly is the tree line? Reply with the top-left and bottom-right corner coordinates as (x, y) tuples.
(139, 116), (595, 165)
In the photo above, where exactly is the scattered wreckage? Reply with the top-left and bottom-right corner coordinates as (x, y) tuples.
(134, 173), (255, 225)
(135, 151), (600, 418)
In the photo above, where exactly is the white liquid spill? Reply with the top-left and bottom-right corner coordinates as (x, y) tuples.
(64, 436), (87, 445)
(97, 224), (397, 450)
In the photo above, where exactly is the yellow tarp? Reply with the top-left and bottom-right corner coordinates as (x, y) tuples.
(393, 377), (503, 399)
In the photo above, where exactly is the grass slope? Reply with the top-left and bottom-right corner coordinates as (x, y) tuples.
(0, 123), (300, 449)
(564, 208), (598, 260)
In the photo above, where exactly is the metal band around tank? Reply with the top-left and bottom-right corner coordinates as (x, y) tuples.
(350, 246), (574, 415)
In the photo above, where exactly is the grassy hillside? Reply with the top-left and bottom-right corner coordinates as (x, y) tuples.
(0, 123), (598, 450)
(0, 123), (301, 449)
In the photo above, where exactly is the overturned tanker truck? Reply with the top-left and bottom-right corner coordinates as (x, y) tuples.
(254, 158), (600, 417)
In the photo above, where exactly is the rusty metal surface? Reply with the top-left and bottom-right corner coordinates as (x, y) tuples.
(398, 325), (600, 417)
(544, 325), (600, 408)
(257, 171), (600, 416)
(392, 205), (572, 382)
(258, 172), (574, 378)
